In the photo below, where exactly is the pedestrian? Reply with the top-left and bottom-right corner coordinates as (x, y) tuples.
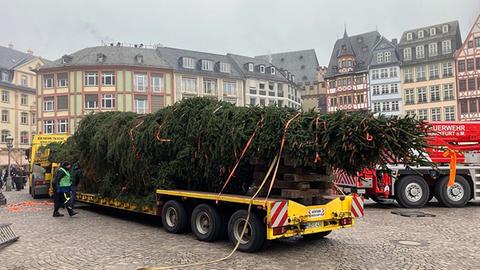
(52, 162), (78, 217)
(70, 162), (82, 208)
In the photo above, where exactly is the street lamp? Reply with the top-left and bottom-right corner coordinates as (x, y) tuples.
(5, 134), (13, 192)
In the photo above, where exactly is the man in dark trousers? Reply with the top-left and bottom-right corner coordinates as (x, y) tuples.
(70, 162), (82, 208)
(52, 162), (78, 217)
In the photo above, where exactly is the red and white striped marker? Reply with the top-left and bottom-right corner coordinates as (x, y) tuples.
(351, 195), (364, 218)
(270, 201), (289, 227)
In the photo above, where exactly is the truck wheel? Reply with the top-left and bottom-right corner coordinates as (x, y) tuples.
(434, 176), (471, 208)
(161, 200), (189, 234)
(395, 175), (429, 208)
(228, 209), (265, 252)
(191, 204), (224, 242)
(303, 230), (332, 240)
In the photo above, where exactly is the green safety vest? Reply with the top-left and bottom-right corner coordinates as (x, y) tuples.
(59, 168), (71, 187)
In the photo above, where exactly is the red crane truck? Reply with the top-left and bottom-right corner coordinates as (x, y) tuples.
(334, 121), (480, 208)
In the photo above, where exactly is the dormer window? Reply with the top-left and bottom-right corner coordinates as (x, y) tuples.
(248, 63), (254, 72)
(406, 32), (413, 41)
(377, 53), (384, 63)
(442, 25), (449, 33)
(259, 65), (265, 74)
(135, 54), (143, 64)
(270, 66), (275, 75)
(182, 57), (195, 69)
(97, 53), (106, 63)
(61, 55), (72, 64)
(418, 30), (424, 39)
(219, 62), (231, 73)
(430, 28), (436, 36)
(384, 52), (391, 62)
(291, 75), (295, 82)
(201, 60), (213, 71)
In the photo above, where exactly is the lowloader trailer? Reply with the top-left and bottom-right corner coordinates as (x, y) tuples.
(76, 189), (362, 252)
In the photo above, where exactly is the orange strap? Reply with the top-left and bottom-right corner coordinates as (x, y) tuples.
(442, 148), (458, 187)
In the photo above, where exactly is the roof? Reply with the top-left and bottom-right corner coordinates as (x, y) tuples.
(156, 47), (243, 79)
(325, 31), (381, 78)
(255, 49), (319, 83)
(369, 37), (401, 67)
(40, 46), (171, 70)
(0, 45), (36, 70)
(0, 80), (36, 94)
(227, 53), (289, 82)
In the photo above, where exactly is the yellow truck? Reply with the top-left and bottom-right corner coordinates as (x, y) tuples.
(76, 189), (362, 252)
(27, 134), (68, 198)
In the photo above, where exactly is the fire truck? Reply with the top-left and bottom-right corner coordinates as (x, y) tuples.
(334, 122), (480, 208)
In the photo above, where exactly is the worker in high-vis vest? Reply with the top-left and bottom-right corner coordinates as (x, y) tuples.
(52, 162), (78, 217)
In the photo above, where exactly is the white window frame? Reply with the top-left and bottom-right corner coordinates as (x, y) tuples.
(57, 73), (68, 87)
(429, 64), (439, 79)
(58, 119), (68, 133)
(44, 75), (54, 88)
(442, 25), (449, 33)
(181, 77), (197, 93)
(1, 110), (8, 123)
(430, 85), (440, 101)
(43, 120), (55, 134)
(134, 73), (147, 92)
(134, 98), (147, 114)
(220, 62), (231, 73)
(392, 101), (399, 111)
(85, 72), (98, 86)
(444, 107), (455, 121)
(20, 94), (27, 105)
(151, 74), (164, 92)
(377, 53), (383, 63)
(428, 43), (438, 57)
(404, 68), (413, 82)
(101, 72), (115, 86)
(1, 72), (8, 82)
(443, 84), (454, 100)
(418, 109), (428, 121)
(406, 32), (413, 41)
(201, 60), (213, 71)
(417, 88), (427, 103)
(390, 84), (399, 93)
(389, 67), (397, 78)
(223, 81), (236, 96)
(418, 30), (424, 39)
(182, 57), (195, 69)
(248, 63), (254, 72)
(431, 108), (441, 121)
(259, 65), (265, 74)
(430, 28), (436, 36)
(31, 112), (36, 125)
(405, 89), (415, 104)
(21, 75), (28, 86)
(1, 130), (11, 143)
(404, 48), (412, 61)
(1, 90), (8, 102)
(43, 97), (54, 112)
(203, 79), (217, 95)
(101, 94), (115, 109)
(20, 112), (28, 124)
(270, 67), (275, 75)
(384, 52), (391, 62)
(20, 131), (29, 144)
(85, 95), (98, 109)
(416, 45), (425, 59)
(372, 85), (380, 95)
(442, 40), (452, 54)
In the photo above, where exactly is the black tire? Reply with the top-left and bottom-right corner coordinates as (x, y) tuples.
(434, 175), (471, 208)
(191, 204), (224, 242)
(303, 230), (332, 240)
(228, 209), (266, 252)
(161, 200), (189, 234)
(395, 175), (430, 208)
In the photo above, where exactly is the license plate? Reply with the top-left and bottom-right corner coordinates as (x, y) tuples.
(306, 221), (322, 229)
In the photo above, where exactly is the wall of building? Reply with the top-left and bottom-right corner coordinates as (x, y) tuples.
(369, 65), (402, 116)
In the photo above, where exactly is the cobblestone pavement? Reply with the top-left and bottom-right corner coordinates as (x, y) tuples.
(1, 189), (479, 270)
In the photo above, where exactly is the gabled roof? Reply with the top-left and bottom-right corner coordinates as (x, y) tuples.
(255, 49), (319, 83)
(40, 46), (171, 70)
(399, 21), (460, 46)
(156, 47), (243, 79)
(227, 53), (288, 82)
(369, 37), (400, 67)
(0, 45), (35, 70)
(325, 31), (381, 78)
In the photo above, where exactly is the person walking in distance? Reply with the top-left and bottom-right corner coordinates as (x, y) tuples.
(52, 162), (78, 217)
(70, 162), (82, 208)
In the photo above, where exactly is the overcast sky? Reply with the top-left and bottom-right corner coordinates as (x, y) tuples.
(2, 0), (479, 65)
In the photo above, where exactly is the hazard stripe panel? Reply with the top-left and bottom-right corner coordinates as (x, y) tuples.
(351, 195), (364, 218)
(270, 201), (288, 227)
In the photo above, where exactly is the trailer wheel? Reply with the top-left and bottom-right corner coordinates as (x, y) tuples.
(395, 175), (429, 208)
(161, 200), (189, 234)
(191, 204), (224, 242)
(434, 175), (471, 208)
(303, 230), (332, 240)
(228, 209), (265, 252)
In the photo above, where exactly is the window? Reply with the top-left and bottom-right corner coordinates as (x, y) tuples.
(442, 62), (453, 77)
(382, 102), (390, 111)
(477, 58), (480, 70)
(277, 83), (284, 97)
(430, 85), (440, 102)
(467, 59), (474, 71)
(151, 74), (164, 92)
(458, 60), (465, 72)
(203, 79), (217, 95)
(57, 73), (68, 87)
(1, 130), (10, 143)
(459, 79), (467, 91)
(20, 131), (28, 144)
(390, 84), (398, 93)
(392, 101), (399, 111)
(429, 64), (439, 79)
(418, 30), (424, 38)
(57, 95), (68, 110)
(31, 112), (36, 125)
(249, 81), (257, 95)
(85, 72), (98, 86)
(470, 99), (478, 113)
(43, 97), (54, 111)
(403, 48), (412, 61)
(381, 84), (389, 94)
(220, 62), (231, 73)
(468, 78), (476, 91)
(270, 67), (275, 75)
(259, 98), (265, 106)
(182, 57), (195, 69)
(468, 41), (474, 48)
(1, 90), (8, 102)
(404, 68), (413, 83)
(101, 72), (115, 86)
(355, 76), (364, 84)
(418, 109), (428, 121)
(134, 73), (147, 91)
(405, 89), (415, 104)
(416, 45), (425, 59)
(406, 110), (416, 117)
(430, 27), (436, 36)
(380, 68), (388, 79)
(373, 102), (380, 113)
(445, 107), (455, 120)
(417, 88), (427, 103)
(20, 112), (28, 124)
(201, 60), (213, 71)
(431, 108), (441, 121)
(384, 52), (391, 62)
(44, 74), (54, 88)
(58, 119), (68, 133)
(43, 120), (54, 134)
(371, 85), (379, 95)
(377, 53), (383, 63)
(182, 77), (196, 93)
(85, 94), (98, 109)
(406, 33), (413, 41)
(416, 66), (425, 81)
(1, 110), (8, 122)
(102, 94), (115, 109)
(460, 100), (468, 114)
(330, 98), (337, 107)
(442, 40), (452, 54)
(223, 81), (236, 96)
(135, 54), (143, 64)
(21, 75), (28, 86)
(442, 25), (449, 33)
(259, 65), (265, 73)
(476, 37), (480, 47)
(20, 94), (27, 105)
(372, 70), (379, 80)
(1, 71), (8, 81)
(248, 63), (254, 72)
(134, 97), (147, 114)
(428, 43), (438, 57)
(389, 67), (397, 78)
(443, 84), (454, 100)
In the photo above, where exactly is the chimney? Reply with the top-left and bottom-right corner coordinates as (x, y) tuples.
(392, 38), (398, 45)
(8, 43), (13, 49)
(27, 49), (33, 55)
